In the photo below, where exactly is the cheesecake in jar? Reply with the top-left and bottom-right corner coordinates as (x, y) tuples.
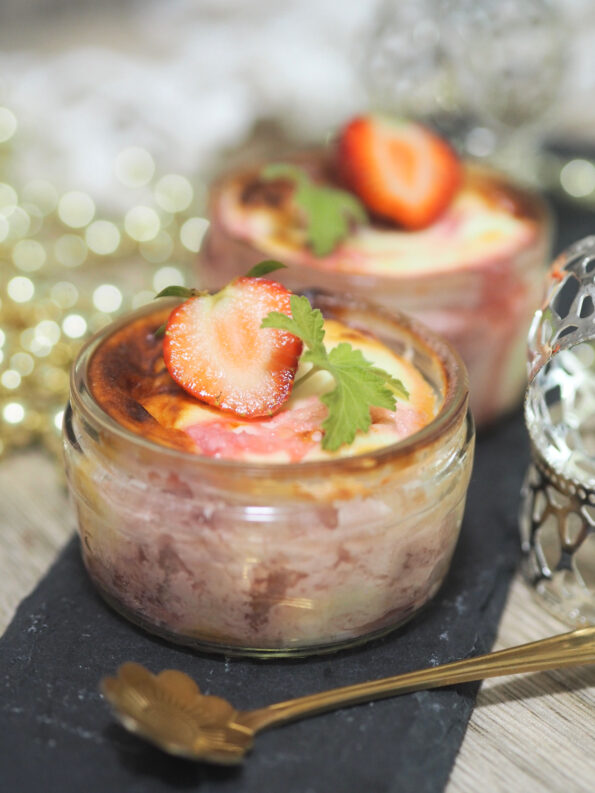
(200, 116), (551, 426)
(64, 274), (474, 656)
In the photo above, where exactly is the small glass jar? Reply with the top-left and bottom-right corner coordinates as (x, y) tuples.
(200, 161), (551, 427)
(520, 236), (595, 626)
(64, 292), (474, 657)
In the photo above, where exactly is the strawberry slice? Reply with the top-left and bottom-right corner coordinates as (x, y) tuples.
(163, 277), (302, 418)
(338, 115), (462, 230)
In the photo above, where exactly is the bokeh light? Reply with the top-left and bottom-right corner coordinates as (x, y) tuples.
(85, 220), (121, 254)
(180, 217), (209, 252)
(62, 314), (87, 339)
(35, 320), (61, 346)
(92, 284), (123, 313)
(1, 370), (21, 390)
(12, 239), (47, 272)
(20, 203), (44, 236)
(139, 230), (174, 263)
(54, 234), (88, 267)
(125, 206), (160, 241)
(115, 146), (155, 188)
(50, 281), (79, 309)
(58, 191), (96, 228)
(153, 266), (185, 293)
(560, 159), (595, 198)
(7, 276), (34, 303)
(10, 352), (34, 376)
(3, 402), (25, 424)
(5, 206), (30, 239)
(154, 174), (193, 213)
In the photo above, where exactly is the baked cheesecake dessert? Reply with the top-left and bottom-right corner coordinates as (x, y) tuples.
(200, 115), (551, 427)
(63, 267), (474, 656)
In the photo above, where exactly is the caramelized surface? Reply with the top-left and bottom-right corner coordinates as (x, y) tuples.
(234, 157), (542, 228)
(88, 306), (438, 461)
(88, 307), (198, 452)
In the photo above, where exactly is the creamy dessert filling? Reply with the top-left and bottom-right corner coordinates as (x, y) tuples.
(215, 167), (539, 277)
(88, 308), (438, 463)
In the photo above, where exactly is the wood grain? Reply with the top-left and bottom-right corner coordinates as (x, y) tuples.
(1, 449), (594, 792)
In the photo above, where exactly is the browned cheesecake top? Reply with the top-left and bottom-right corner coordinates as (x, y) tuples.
(88, 307), (198, 452)
(88, 304), (439, 462)
(235, 157), (541, 225)
(212, 156), (544, 277)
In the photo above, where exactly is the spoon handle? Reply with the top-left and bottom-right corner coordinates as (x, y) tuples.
(240, 626), (595, 732)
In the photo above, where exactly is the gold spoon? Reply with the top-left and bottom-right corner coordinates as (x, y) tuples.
(101, 626), (595, 765)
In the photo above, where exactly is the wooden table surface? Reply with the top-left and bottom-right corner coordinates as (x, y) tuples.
(1, 448), (594, 792)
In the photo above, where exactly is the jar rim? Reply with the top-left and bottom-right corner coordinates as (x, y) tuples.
(69, 290), (470, 477)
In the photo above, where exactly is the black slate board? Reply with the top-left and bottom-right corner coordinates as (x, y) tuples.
(0, 411), (528, 793)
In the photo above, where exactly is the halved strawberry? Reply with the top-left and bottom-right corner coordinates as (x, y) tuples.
(338, 115), (462, 230)
(163, 277), (302, 418)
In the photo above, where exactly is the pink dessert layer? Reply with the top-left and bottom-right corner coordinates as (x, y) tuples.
(77, 482), (467, 651)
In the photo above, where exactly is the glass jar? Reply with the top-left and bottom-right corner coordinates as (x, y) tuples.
(200, 160), (551, 427)
(64, 292), (474, 657)
(520, 236), (595, 626)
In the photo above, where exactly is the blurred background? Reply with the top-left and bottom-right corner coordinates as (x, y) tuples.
(0, 0), (593, 459)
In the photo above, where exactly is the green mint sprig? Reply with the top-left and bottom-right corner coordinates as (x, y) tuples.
(261, 164), (367, 257)
(262, 294), (409, 451)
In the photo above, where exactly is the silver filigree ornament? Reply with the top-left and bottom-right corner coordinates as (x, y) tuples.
(520, 235), (595, 625)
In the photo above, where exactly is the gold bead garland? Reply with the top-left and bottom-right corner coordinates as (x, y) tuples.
(0, 105), (209, 459)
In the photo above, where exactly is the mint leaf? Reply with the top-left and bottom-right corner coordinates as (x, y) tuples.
(321, 344), (398, 450)
(371, 368), (410, 401)
(245, 260), (287, 279)
(262, 294), (409, 450)
(261, 163), (367, 256)
(302, 186), (367, 257)
(262, 294), (325, 350)
(262, 163), (307, 185)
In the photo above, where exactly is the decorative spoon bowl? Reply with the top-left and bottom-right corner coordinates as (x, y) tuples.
(101, 626), (595, 765)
